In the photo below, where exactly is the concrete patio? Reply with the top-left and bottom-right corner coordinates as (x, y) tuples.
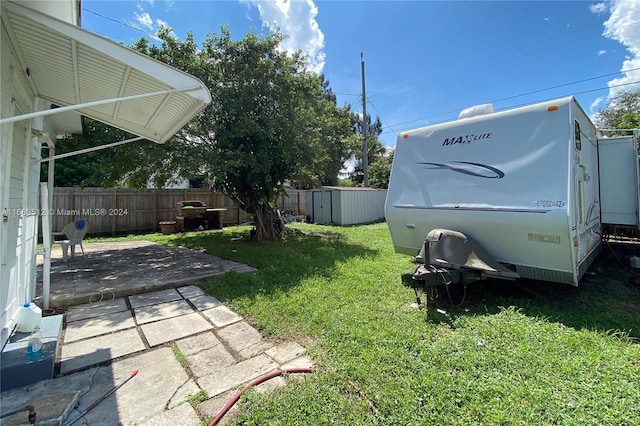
(36, 240), (257, 309)
(1, 241), (314, 425)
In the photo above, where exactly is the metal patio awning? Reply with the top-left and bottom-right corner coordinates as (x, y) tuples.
(1, 1), (211, 143)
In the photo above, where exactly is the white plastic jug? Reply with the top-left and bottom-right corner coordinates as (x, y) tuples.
(17, 303), (42, 333)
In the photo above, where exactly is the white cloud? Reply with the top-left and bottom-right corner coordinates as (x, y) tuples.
(130, 1), (175, 39)
(589, 3), (607, 14)
(135, 12), (154, 31)
(597, 0), (640, 100)
(244, 0), (326, 74)
(590, 96), (605, 112)
(597, 49), (607, 56)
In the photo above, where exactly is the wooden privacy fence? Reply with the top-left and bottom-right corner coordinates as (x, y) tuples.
(46, 188), (306, 236)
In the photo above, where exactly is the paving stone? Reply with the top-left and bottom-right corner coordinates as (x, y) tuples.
(60, 328), (145, 374)
(197, 354), (278, 398)
(197, 388), (241, 426)
(281, 355), (315, 370)
(175, 332), (223, 357)
(168, 379), (201, 410)
(186, 342), (236, 378)
(177, 285), (205, 299)
(202, 305), (242, 327)
(63, 310), (135, 343)
(138, 402), (201, 426)
(265, 341), (307, 364)
(188, 294), (222, 311)
(80, 347), (193, 426)
(141, 312), (213, 347)
(254, 375), (286, 392)
(216, 321), (264, 354)
(236, 340), (274, 360)
(65, 298), (128, 322)
(134, 299), (194, 324)
(128, 288), (182, 308)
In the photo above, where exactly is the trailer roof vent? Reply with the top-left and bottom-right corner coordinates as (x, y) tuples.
(458, 103), (494, 120)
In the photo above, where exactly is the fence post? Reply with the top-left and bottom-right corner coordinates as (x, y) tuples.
(70, 188), (76, 219)
(111, 188), (117, 236)
(153, 190), (158, 232)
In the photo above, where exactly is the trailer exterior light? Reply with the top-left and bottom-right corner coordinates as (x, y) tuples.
(403, 133), (410, 139)
(548, 105), (559, 111)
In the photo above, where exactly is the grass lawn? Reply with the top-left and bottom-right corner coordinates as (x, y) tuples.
(106, 222), (640, 424)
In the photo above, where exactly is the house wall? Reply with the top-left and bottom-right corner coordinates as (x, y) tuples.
(1, 16), (38, 346)
(19, 0), (80, 25)
(0, 0), (72, 347)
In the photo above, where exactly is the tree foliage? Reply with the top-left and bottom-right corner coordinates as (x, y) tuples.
(348, 113), (388, 186)
(368, 149), (394, 189)
(593, 90), (640, 136)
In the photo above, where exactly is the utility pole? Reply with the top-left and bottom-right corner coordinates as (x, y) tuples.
(360, 53), (368, 187)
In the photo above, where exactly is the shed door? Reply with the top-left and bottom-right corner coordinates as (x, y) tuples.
(312, 191), (332, 224)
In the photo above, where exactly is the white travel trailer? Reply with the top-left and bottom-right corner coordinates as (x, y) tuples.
(385, 96), (603, 287)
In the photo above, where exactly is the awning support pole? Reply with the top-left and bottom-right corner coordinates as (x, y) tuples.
(40, 183), (51, 310)
(36, 136), (145, 163)
(0, 85), (203, 126)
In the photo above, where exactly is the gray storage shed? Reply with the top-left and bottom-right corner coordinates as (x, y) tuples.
(306, 187), (387, 225)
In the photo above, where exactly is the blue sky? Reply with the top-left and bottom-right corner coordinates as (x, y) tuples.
(81, 0), (640, 147)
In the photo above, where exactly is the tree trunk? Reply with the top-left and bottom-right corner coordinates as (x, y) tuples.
(244, 197), (278, 241)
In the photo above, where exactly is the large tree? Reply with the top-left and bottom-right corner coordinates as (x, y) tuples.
(52, 28), (355, 240)
(593, 90), (640, 136)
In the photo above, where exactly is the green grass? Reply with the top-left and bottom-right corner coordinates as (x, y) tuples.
(171, 343), (188, 368)
(101, 223), (640, 424)
(186, 389), (209, 406)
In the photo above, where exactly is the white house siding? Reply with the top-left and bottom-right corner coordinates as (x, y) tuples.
(0, 11), (38, 347)
(21, 0), (78, 22)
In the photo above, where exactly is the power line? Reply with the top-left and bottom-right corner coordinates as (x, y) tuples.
(83, 7), (159, 40)
(345, 67), (640, 136)
(489, 67), (640, 105)
(363, 13), (640, 103)
(368, 101), (396, 135)
(378, 79), (640, 137)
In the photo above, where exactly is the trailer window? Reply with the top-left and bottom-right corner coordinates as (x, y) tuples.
(574, 120), (581, 151)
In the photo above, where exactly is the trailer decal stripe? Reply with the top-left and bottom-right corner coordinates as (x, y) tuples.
(393, 205), (551, 213)
(418, 162), (505, 179)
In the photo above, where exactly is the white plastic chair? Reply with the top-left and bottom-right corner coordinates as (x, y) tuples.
(54, 220), (87, 262)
